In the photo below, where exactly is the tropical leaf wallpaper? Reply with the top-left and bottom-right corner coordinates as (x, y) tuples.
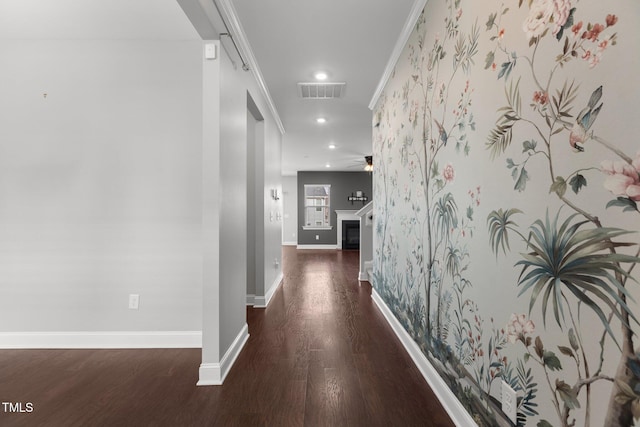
(371, 1), (640, 425)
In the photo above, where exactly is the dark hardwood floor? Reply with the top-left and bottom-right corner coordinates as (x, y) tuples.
(0, 247), (454, 427)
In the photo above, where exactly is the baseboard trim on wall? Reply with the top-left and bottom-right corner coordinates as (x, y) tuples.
(197, 323), (249, 386)
(296, 244), (337, 250)
(282, 241), (297, 246)
(246, 294), (256, 306)
(0, 331), (202, 349)
(254, 272), (283, 308)
(358, 271), (369, 281)
(371, 289), (477, 427)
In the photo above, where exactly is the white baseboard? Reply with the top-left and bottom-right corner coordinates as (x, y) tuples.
(0, 331), (202, 349)
(371, 289), (477, 427)
(296, 244), (337, 250)
(246, 294), (255, 306)
(282, 241), (297, 246)
(254, 272), (283, 308)
(197, 323), (249, 386)
(360, 260), (373, 282)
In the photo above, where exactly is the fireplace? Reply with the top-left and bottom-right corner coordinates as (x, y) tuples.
(342, 220), (360, 250)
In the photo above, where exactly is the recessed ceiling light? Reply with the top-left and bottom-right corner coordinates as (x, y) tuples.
(325, 163), (331, 168)
(329, 144), (336, 149)
(314, 71), (328, 81)
(316, 117), (327, 124)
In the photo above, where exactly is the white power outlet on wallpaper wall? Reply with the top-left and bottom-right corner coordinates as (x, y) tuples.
(501, 380), (517, 424)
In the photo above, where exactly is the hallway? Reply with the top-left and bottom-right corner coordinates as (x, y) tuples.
(0, 247), (454, 426)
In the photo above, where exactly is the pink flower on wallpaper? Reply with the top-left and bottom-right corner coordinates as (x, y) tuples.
(551, 0), (573, 36)
(601, 156), (640, 201)
(601, 159), (638, 179)
(606, 14), (618, 27)
(571, 21), (583, 36)
(599, 39), (609, 50)
(582, 23), (605, 42)
(443, 163), (455, 183)
(523, 0), (554, 40)
(533, 90), (549, 105)
(628, 185), (640, 200)
(507, 313), (535, 345)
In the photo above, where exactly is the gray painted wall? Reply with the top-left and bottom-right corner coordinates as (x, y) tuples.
(260, 120), (283, 302)
(0, 39), (203, 333)
(218, 44), (248, 355)
(247, 94), (282, 305)
(201, 40), (222, 362)
(297, 172), (372, 245)
(246, 111), (257, 298)
(282, 175), (298, 245)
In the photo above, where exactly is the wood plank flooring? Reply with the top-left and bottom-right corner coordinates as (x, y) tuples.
(0, 247), (454, 426)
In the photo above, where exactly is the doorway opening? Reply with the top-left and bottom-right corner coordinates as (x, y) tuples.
(247, 93), (264, 305)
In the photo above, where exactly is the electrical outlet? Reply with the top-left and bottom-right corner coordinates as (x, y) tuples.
(501, 380), (517, 425)
(315, 235), (319, 240)
(274, 258), (280, 268)
(129, 294), (140, 310)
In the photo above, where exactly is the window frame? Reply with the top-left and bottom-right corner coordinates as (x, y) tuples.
(302, 184), (333, 230)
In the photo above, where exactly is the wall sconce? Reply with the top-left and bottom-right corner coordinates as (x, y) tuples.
(364, 155), (373, 172)
(271, 189), (280, 200)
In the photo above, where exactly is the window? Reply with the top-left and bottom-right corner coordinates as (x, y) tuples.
(303, 184), (331, 229)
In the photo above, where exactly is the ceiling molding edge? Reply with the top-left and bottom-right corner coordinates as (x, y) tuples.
(216, 0), (286, 135)
(368, 0), (428, 111)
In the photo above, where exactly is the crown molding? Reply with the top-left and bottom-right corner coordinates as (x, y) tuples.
(369, 0), (428, 111)
(216, 0), (286, 135)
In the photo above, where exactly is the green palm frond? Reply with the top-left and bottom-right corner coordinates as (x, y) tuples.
(434, 193), (459, 236)
(486, 79), (522, 159)
(487, 208), (523, 256)
(516, 210), (639, 346)
(445, 246), (464, 277)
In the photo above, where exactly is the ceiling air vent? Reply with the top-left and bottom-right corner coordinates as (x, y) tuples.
(297, 82), (346, 99)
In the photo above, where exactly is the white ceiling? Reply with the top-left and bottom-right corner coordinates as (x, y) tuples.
(232, 0), (415, 175)
(0, 0), (415, 175)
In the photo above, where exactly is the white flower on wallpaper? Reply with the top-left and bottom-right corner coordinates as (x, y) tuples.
(522, 0), (554, 40)
(601, 152), (640, 202)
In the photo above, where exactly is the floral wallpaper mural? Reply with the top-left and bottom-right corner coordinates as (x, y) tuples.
(372, 0), (639, 426)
